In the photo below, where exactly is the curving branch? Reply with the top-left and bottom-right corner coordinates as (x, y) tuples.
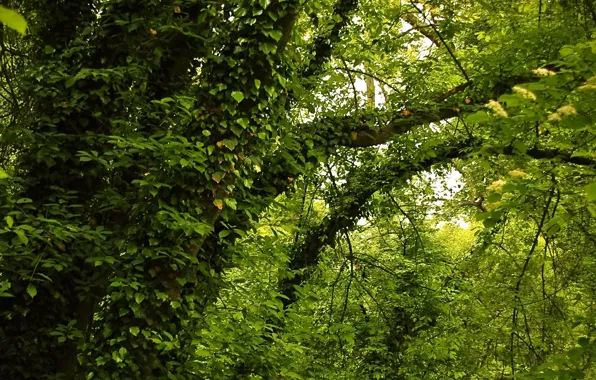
(279, 139), (595, 306)
(280, 140), (469, 305)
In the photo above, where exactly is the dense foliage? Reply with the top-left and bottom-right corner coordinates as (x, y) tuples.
(1, 0), (596, 379)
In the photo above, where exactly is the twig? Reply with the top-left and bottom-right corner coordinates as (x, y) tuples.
(334, 66), (403, 95)
(409, 1), (470, 82)
(340, 56), (359, 110)
(511, 186), (555, 377)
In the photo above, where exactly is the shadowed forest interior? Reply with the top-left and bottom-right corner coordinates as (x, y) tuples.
(1, 0), (596, 379)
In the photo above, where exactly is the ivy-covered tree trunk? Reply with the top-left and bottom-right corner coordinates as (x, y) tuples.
(0, 1), (299, 378)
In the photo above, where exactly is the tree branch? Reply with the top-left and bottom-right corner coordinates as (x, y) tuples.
(409, 1), (469, 81)
(280, 140), (469, 305)
(302, 0), (359, 77)
(401, 13), (441, 47)
(279, 140), (594, 306)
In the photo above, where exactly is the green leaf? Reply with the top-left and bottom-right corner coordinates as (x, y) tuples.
(343, 334), (355, 344)
(129, 326), (140, 337)
(254, 79), (261, 89)
(483, 218), (499, 228)
(15, 230), (28, 245)
(5, 216), (13, 228)
(223, 139), (238, 150)
(260, 42), (277, 55)
(498, 94), (520, 107)
(512, 139), (527, 154)
(112, 350), (121, 363)
(0, 6), (27, 35)
(231, 91), (244, 103)
(213, 199), (224, 210)
(224, 198), (237, 210)
(212, 171), (224, 183)
(193, 223), (212, 235)
(135, 293), (145, 304)
(0, 169), (9, 179)
(465, 111), (491, 124)
(560, 45), (574, 57)
(27, 283), (37, 298)
(127, 241), (137, 254)
(269, 30), (283, 42)
(236, 118), (249, 129)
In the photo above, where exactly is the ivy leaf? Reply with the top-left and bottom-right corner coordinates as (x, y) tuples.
(129, 326), (140, 337)
(236, 118), (249, 129)
(27, 283), (37, 298)
(224, 198), (237, 210)
(212, 171), (224, 183)
(269, 30), (283, 42)
(231, 91), (244, 103)
(0, 6), (27, 35)
(127, 241), (137, 254)
(213, 199), (224, 210)
(223, 139), (238, 150)
(135, 293), (145, 304)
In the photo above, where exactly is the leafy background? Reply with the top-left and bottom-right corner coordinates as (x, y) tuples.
(0, 0), (596, 379)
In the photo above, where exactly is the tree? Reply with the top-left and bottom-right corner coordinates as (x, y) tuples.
(0, 0), (595, 379)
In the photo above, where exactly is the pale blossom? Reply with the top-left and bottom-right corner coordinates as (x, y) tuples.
(512, 86), (537, 101)
(486, 100), (508, 118)
(487, 179), (507, 192)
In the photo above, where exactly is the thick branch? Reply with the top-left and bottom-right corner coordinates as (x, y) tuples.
(279, 140), (595, 306)
(305, 72), (549, 149)
(280, 140), (469, 305)
(304, 106), (460, 148)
